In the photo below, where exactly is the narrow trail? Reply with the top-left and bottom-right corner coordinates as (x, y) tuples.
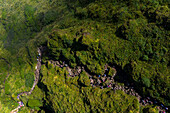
(51, 61), (169, 113)
(49, 61), (140, 98)
(10, 47), (168, 112)
(10, 47), (42, 113)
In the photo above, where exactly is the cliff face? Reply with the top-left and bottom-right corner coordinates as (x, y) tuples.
(0, 0), (169, 112)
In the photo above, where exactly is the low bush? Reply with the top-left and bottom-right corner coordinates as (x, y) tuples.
(27, 99), (42, 108)
(142, 77), (151, 88)
(25, 73), (34, 88)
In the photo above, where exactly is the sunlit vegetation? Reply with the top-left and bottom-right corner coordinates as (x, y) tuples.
(0, 0), (169, 112)
(39, 64), (139, 112)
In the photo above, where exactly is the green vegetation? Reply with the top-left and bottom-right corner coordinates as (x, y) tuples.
(25, 73), (34, 88)
(0, 0), (169, 112)
(140, 105), (159, 113)
(27, 99), (43, 109)
(142, 77), (151, 88)
(40, 65), (139, 112)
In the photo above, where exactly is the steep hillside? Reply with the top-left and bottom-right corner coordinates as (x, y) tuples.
(0, 0), (169, 112)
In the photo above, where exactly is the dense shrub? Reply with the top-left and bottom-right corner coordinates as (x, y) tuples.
(25, 73), (34, 88)
(4, 83), (10, 94)
(142, 77), (151, 88)
(24, 5), (36, 27)
(43, 9), (58, 25)
(75, 7), (88, 19)
(40, 65), (139, 112)
(0, 0), (169, 112)
(142, 55), (149, 61)
(27, 99), (42, 108)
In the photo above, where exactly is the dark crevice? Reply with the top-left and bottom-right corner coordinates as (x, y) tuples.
(77, 76), (88, 87)
(37, 74), (55, 113)
(71, 38), (88, 51)
(25, 46), (33, 67)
